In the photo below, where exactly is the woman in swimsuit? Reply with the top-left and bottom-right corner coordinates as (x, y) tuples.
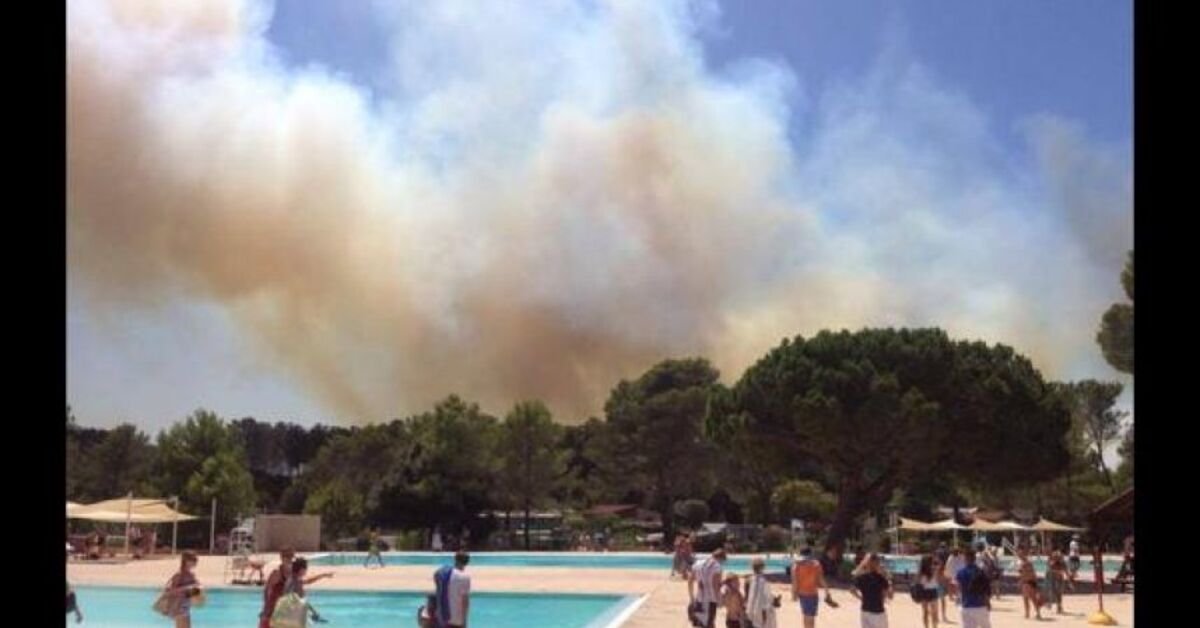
(1043, 550), (1067, 615)
(917, 555), (939, 628)
(1016, 548), (1042, 620)
(163, 551), (202, 628)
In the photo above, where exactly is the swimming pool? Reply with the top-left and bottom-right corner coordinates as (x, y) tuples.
(72, 585), (641, 628)
(309, 551), (1124, 576)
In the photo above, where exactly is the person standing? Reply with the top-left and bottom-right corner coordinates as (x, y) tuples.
(916, 555), (939, 628)
(682, 534), (696, 578)
(673, 535), (687, 578)
(1067, 534), (1082, 590)
(1016, 548), (1042, 620)
(277, 557), (334, 624)
(364, 527), (385, 569)
(850, 553), (892, 628)
(978, 545), (1001, 600)
(131, 525), (144, 559)
(721, 573), (746, 628)
(66, 579), (84, 624)
(434, 551), (472, 628)
(934, 543), (949, 570)
(954, 549), (992, 628)
(260, 549), (331, 627)
(940, 547), (964, 622)
(689, 549), (727, 628)
(744, 557), (778, 628)
(1043, 550), (1068, 615)
(1115, 545), (1135, 593)
(259, 548), (295, 628)
(791, 547), (833, 628)
(161, 551), (202, 628)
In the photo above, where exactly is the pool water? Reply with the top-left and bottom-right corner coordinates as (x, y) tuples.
(72, 585), (638, 628)
(311, 552), (1124, 576)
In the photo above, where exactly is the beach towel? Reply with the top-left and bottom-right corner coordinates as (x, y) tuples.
(744, 575), (778, 628)
(434, 565), (454, 626)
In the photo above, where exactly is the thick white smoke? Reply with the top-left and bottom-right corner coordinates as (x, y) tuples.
(68, 0), (1132, 421)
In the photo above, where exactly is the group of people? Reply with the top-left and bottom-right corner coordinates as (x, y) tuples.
(687, 546), (838, 628)
(116, 548), (338, 628)
(100, 546), (470, 627)
(686, 544), (1005, 628)
(687, 548), (782, 628)
(72, 526), (158, 560)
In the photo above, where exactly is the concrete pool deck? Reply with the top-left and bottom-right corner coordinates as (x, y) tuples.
(68, 554), (1134, 627)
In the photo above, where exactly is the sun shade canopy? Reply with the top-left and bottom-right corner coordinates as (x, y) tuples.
(68, 498), (199, 523)
(1030, 517), (1085, 532)
(966, 518), (1009, 531)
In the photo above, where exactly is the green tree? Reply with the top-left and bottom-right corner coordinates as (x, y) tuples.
(86, 423), (156, 499)
(674, 499), (710, 529)
(1097, 251), (1133, 374)
(66, 405), (87, 499)
(155, 409), (257, 531)
(1060, 380), (1127, 492)
(497, 401), (564, 550)
(184, 450), (258, 530)
(398, 396), (500, 536)
(771, 480), (837, 524)
(599, 358), (720, 542)
(1115, 425), (1133, 487)
(305, 480), (365, 540)
(553, 418), (610, 506)
(303, 422), (408, 519)
(230, 418), (284, 475)
(707, 329), (1071, 554)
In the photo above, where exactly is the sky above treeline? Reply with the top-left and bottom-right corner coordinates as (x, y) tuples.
(68, 0), (1132, 433)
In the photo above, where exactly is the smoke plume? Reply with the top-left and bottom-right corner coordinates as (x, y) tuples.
(68, 0), (1132, 421)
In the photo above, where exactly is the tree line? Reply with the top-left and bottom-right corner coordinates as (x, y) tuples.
(66, 324), (1132, 553)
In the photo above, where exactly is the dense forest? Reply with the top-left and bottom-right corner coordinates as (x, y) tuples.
(66, 326), (1132, 553)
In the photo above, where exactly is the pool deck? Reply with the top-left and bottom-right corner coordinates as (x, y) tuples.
(68, 553), (1134, 627)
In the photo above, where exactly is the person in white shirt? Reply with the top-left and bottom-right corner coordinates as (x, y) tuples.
(688, 549), (727, 628)
(745, 557), (777, 628)
(941, 547), (965, 621)
(1067, 535), (1081, 590)
(434, 551), (472, 627)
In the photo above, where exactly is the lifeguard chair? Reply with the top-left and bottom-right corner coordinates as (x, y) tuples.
(224, 517), (265, 585)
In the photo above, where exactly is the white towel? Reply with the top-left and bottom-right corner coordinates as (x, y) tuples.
(745, 574), (777, 628)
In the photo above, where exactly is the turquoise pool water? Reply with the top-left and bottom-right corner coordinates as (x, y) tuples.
(311, 551), (1123, 575)
(72, 585), (638, 628)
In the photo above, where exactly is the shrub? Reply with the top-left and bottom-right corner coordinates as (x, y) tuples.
(760, 525), (788, 552)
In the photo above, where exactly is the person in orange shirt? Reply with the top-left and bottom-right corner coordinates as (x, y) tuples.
(791, 547), (834, 628)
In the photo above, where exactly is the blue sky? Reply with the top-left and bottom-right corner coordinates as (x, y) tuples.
(68, 0), (1132, 434)
(265, 1), (1131, 150)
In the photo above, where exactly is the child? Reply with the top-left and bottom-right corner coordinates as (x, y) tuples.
(417, 594), (438, 627)
(722, 573), (746, 628)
